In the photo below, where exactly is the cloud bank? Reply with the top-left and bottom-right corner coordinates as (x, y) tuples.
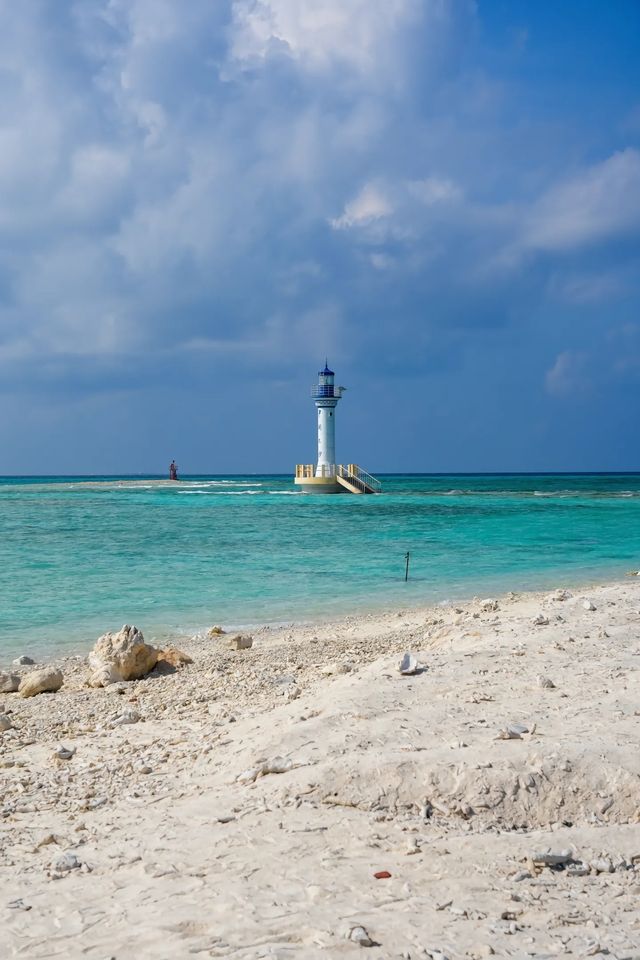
(0, 0), (638, 471)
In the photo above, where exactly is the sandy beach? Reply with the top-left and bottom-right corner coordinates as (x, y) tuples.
(1, 578), (640, 959)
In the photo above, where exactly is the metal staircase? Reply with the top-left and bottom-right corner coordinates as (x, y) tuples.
(336, 464), (381, 495)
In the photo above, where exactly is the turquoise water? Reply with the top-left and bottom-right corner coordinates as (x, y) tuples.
(1, 474), (639, 662)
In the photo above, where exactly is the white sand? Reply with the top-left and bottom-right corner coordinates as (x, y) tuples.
(1, 579), (640, 959)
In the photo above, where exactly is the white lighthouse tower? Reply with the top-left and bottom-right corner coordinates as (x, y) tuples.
(294, 363), (381, 494)
(314, 361), (342, 478)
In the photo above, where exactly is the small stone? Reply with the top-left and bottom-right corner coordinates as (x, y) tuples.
(52, 852), (81, 872)
(349, 925), (374, 947)
(0, 672), (20, 693)
(554, 589), (572, 601)
(497, 722), (529, 740)
(532, 614), (549, 626)
(12, 655), (35, 666)
(589, 857), (613, 874)
(53, 744), (75, 761)
(336, 661), (354, 674)
(583, 600), (596, 611)
(156, 648), (193, 669)
(236, 766), (263, 784)
(228, 634), (253, 650)
(207, 625), (226, 636)
(263, 756), (294, 775)
(531, 849), (573, 866)
(480, 598), (499, 612)
(398, 652), (419, 675)
(113, 708), (140, 726)
(537, 675), (556, 689)
(0, 714), (13, 732)
(19, 667), (63, 698)
(566, 862), (590, 877)
(583, 939), (601, 956)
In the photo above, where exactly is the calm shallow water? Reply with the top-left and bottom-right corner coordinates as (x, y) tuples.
(1, 473), (639, 661)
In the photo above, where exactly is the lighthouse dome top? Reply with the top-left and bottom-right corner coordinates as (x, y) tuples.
(319, 362), (334, 376)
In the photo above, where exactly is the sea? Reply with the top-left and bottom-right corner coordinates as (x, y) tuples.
(1, 473), (639, 663)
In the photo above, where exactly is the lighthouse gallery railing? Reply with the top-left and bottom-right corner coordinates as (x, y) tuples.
(295, 463), (381, 492)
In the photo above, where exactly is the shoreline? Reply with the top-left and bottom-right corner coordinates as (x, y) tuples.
(3, 564), (638, 668)
(2, 575), (640, 956)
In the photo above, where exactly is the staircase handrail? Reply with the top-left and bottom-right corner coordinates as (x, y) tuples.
(337, 463), (382, 493)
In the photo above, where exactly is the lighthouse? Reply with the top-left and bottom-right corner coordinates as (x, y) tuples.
(294, 363), (381, 494)
(314, 362), (342, 477)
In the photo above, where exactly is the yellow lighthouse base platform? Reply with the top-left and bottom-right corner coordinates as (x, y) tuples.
(294, 464), (381, 495)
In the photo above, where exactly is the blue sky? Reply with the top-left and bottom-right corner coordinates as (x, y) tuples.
(1, 0), (639, 474)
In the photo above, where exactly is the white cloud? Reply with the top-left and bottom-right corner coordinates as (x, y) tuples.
(524, 148), (640, 252)
(229, 0), (422, 77)
(330, 182), (393, 230)
(545, 350), (588, 397)
(408, 176), (462, 205)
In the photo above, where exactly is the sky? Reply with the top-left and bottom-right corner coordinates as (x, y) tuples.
(0, 0), (639, 475)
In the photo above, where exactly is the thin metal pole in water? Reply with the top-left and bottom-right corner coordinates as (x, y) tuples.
(404, 551), (410, 582)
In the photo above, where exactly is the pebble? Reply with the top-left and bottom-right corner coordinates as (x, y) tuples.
(532, 614), (549, 626)
(0, 714), (13, 732)
(236, 756), (294, 783)
(583, 600), (597, 611)
(582, 939), (601, 956)
(113, 708), (141, 725)
(480, 598), (499, 611)
(406, 837), (420, 855)
(53, 744), (76, 761)
(0, 672), (21, 694)
(398, 652), (420, 675)
(349, 925), (375, 947)
(13, 656), (35, 666)
(537, 675), (556, 689)
(497, 722), (530, 740)
(531, 849), (573, 866)
(52, 852), (81, 872)
(228, 634), (253, 650)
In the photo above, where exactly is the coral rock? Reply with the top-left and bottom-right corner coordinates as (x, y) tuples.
(0, 672), (21, 694)
(156, 648), (193, 669)
(19, 667), (64, 698)
(88, 625), (158, 687)
(228, 634), (253, 650)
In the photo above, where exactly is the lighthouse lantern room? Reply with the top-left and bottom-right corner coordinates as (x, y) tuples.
(294, 363), (381, 495)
